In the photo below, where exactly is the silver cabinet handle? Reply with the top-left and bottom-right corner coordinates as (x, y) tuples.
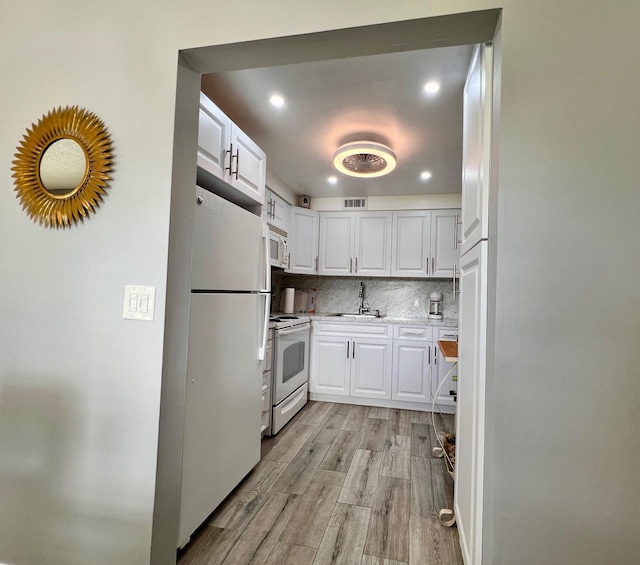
(350, 257), (353, 273)
(355, 257), (358, 273)
(454, 213), (463, 250)
(432, 257), (435, 274)
(352, 341), (355, 358)
(452, 264), (460, 299)
(347, 341), (350, 358)
(225, 143), (233, 176)
(315, 256), (318, 272)
(426, 256), (429, 276)
(232, 147), (239, 180)
(434, 345), (438, 365)
(428, 346), (431, 364)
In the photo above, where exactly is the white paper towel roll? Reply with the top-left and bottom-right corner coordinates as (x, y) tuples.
(282, 288), (295, 314)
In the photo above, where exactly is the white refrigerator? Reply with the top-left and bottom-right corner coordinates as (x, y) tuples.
(178, 186), (271, 548)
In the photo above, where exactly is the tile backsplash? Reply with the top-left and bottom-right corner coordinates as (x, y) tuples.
(271, 272), (458, 320)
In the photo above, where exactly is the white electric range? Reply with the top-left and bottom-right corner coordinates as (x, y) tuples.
(268, 314), (310, 434)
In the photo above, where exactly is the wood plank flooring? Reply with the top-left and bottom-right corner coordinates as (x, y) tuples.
(177, 401), (462, 565)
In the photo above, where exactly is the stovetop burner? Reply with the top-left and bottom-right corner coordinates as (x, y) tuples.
(269, 313), (310, 329)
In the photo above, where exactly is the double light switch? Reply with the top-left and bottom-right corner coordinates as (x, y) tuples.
(123, 285), (156, 321)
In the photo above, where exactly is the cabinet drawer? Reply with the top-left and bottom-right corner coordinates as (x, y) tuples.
(436, 327), (458, 341)
(313, 321), (392, 338)
(273, 383), (308, 433)
(393, 325), (433, 341)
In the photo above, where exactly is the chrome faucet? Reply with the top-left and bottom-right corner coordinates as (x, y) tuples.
(358, 282), (370, 315)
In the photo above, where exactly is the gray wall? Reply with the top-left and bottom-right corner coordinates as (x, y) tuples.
(1, 1), (639, 564)
(489, 2), (640, 562)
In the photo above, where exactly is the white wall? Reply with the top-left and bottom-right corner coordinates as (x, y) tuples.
(311, 193), (462, 210)
(1, 1), (639, 564)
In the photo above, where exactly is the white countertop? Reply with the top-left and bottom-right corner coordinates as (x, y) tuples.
(308, 313), (458, 327)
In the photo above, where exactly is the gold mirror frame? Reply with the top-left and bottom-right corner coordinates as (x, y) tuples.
(12, 106), (113, 228)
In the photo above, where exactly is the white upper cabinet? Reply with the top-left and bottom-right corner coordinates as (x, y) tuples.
(197, 94), (231, 179)
(318, 212), (356, 275)
(391, 211), (431, 277)
(461, 44), (493, 255)
(198, 92), (266, 206)
(391, 210), (460, 278)
(354, 212), (392, 276)
(431, 209), (460, 278)
(288, 207), (319, 274)
(318, 211), (391, 276)
(231, 126), (267, 205)
(265, 190), (290, 233)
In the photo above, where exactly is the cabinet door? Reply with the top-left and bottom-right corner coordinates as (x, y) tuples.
(270, 191), (290, 233)
(354, 212), (392, 276)
(310, 336), (350, 396)
(230, 124), (266, 205)
(391, 211), (430, 277)
(392, 340), (431, 401)
(318, 212), (355, 276)
(350, 338), (392, 399)
(433, 328), (458, 407)
(288, 207), (319, 274)
(455, 241), (487, 565)
(431, 209), (460, 278)
(197, 92), (232, 179)
(461, 43), (493, 256)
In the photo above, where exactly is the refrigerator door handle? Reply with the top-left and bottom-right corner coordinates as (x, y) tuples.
(258, 293), (271, 361)
(258, 224), (271, 361)
(262, 224), (271, 293)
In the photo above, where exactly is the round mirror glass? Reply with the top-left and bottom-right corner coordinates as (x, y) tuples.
(39, 138), (88, 195)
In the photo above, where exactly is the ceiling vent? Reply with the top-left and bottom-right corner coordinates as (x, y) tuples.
(342, 197), (368, 210)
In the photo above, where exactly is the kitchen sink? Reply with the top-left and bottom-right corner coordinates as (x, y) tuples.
(330, 313), (384, 319)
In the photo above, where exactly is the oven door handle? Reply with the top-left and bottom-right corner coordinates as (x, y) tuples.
(276, 322), (311, 336)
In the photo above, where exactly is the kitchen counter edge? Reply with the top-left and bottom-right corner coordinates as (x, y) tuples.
(307, 313), (458, 327)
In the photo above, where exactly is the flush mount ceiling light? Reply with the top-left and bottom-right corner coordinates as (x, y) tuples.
(333, 141), (397, 178)
(269, 94), (285, 108)
(423, 80), (441, 95)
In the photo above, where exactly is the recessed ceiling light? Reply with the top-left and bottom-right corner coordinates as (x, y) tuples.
(423, 81), (440, 95)
(269, 94), (285, 108)
(327, 176), (338, 185)
(333, 141), (397, 178)
(420, 171), (432, 181)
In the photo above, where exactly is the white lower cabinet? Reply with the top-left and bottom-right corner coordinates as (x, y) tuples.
(392, 324), (434, 403)
(310, 322), (392, 399)
(392, 340), (432, 402)
(310, 321), (457, 410)
(310, 335), (351, 396)
(310, 334), (392, 399)
(350, 338), (393, 399)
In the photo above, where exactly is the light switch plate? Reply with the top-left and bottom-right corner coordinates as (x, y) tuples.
(123, 285), (156, 321)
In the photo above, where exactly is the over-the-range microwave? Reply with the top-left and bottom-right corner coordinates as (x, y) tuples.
(268, 225), (288, 269)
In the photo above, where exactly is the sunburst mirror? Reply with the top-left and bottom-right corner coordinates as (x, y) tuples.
(12, 106), (113, 228)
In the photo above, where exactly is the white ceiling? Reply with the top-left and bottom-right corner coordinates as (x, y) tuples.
(201, 44), (474, 199)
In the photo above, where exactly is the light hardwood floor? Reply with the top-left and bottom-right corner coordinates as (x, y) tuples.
(177, 401), (463, 565)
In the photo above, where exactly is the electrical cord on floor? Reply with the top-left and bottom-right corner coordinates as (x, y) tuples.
(430, 353), (458, 475)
